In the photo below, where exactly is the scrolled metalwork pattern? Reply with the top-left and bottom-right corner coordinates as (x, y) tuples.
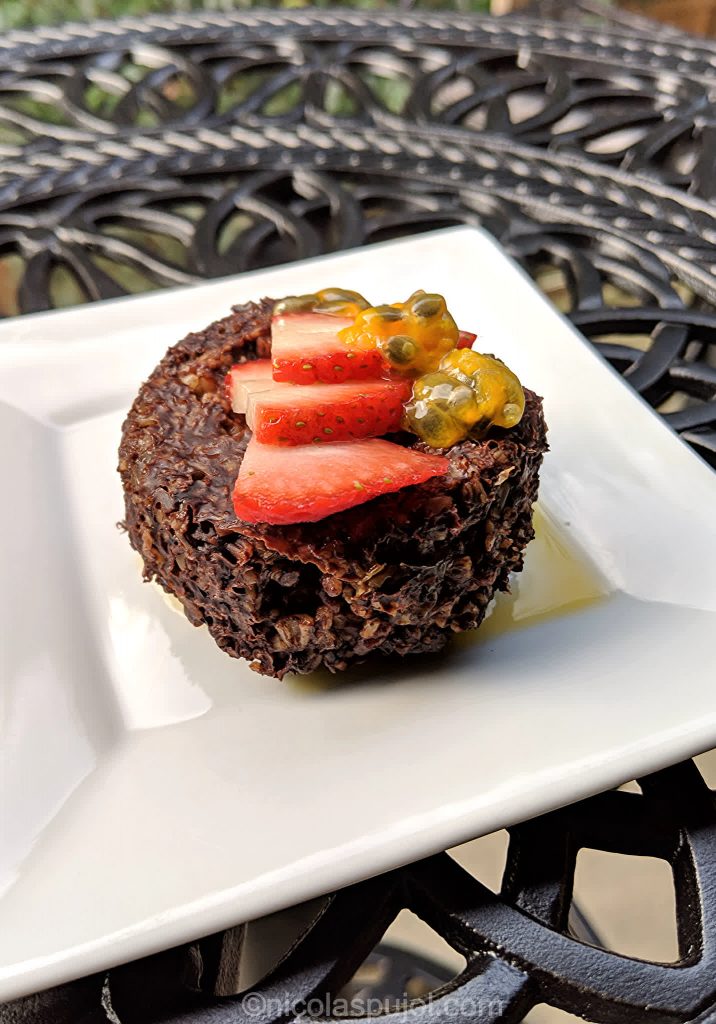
(0, 8), (715, 466)
(1, 117), (714, 464)
(1, 10), (716, 1024)
(1, 6), (715, 469)
(5, 762), (716, 1023)
(2, 6), (716, 194)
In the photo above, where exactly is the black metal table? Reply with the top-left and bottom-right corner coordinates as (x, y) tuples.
(2, 4), (716, 1022)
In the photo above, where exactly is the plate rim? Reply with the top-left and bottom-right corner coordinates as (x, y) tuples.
(2, 224), (716, 1002)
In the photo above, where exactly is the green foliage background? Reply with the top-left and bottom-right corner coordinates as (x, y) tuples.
(1, 0), (490, 31)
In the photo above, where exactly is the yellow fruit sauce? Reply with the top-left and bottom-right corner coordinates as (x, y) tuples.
(272, 288), (526, 450)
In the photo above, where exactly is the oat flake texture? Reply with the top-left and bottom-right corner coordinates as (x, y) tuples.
(118, 300), (548, 679)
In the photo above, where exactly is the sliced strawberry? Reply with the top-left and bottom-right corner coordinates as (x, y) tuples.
(233, 437), (449, 524)
(271, 312), (386, 384)
(246, 378), (412, 446)
(226, 360), (274, 413)
(457, 330), (477, 349)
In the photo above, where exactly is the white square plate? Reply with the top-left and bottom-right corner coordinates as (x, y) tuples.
(2, 227), (716, 1001)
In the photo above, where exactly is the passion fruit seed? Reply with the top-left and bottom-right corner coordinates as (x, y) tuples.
(439, 347), (485, 382)
(502, 402), (523, 424)
(358, 305), (402, 324)
(315, 288), (370, 308)
(447, 384), (482, 426)
(441, 350), (525, 428)
(405, 346), (526, 448)
(385, 335), (418, 366)
(338, 291), (459, 376)
(411, 371), (456, 403)
(273, 293), (319, 315)
(273, 287), (371, 319)
(411, 294), (444, 319)
(378, 308), (404, 322)
(471, 364), (525, 429)
(403, 401), (465, 449)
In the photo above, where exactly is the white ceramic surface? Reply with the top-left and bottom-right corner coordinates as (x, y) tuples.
(1, 227), (715, 1001)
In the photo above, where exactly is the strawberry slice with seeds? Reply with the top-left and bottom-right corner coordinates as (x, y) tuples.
(233, 437), (449, 524)
(225, 360), (274, 414)
(246, 378), (412, 445)
(271, 312), (386, 384)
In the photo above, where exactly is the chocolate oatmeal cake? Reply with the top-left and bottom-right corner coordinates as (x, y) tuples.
(118, 297), (548, 679)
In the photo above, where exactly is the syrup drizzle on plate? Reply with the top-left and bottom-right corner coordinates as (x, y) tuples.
(291, 503), (609, 691)
(476, 504), (609, 643)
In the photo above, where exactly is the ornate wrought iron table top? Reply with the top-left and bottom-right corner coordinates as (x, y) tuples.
(1, 4), (716, 1023)
(1, 2), (715, 464)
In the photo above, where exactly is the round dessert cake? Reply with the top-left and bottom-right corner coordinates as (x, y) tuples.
(118, 298), (548, 679)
